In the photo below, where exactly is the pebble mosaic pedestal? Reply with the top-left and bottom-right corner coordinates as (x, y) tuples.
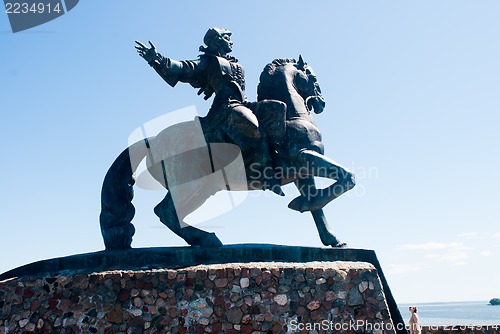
(0, 246), (406, 334)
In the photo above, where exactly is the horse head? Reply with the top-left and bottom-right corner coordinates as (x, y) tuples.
(294, 55), (326, 114)
(258, 57), (325, 116)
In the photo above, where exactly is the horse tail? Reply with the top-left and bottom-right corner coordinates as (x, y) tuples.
(99, 138), (152, 250)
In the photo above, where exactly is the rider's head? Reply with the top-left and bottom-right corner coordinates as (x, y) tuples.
(200, 27), (233, 56)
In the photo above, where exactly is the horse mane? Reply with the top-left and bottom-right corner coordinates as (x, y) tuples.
(262, 58), (296, 75)
(257, 58), (296, 101)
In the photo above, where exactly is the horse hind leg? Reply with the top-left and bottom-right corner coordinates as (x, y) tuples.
(153, 191), (223, 247)
(288, 149), (355, 213)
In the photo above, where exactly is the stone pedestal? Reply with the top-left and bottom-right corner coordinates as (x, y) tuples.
(0, 246), (406, 333)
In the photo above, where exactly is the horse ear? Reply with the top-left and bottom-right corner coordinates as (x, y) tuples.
(297, 55), (306, 70)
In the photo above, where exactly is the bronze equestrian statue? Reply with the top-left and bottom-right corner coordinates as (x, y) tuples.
(99, 28), (355, 250)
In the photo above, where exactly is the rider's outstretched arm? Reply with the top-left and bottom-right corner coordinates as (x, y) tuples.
(151, 54), (195, 88)
(135, 40), (203, 88)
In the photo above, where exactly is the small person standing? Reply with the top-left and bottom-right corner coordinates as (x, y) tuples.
(409, 306), (422, 334)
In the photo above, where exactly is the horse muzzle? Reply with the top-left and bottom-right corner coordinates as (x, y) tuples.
(306, 95), (326, 114)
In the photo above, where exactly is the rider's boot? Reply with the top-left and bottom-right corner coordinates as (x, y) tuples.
(265, 143), (285, 196)
(255, 100), (287, 196)
(261, 123), (286, 196)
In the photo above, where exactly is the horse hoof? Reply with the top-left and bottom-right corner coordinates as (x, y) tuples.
(323, 240), (347, 248)
(288, 196), (308, 212)
(320, 236), (347, 248)
(204, 233), (224, 247)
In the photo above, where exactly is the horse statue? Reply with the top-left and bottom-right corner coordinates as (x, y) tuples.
(99, 57), (355, 250)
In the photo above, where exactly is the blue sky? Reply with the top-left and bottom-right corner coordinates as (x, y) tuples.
(1, 1), (499, 305)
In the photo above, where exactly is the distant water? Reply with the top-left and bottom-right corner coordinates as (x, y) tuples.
(398, 301), (500, 326)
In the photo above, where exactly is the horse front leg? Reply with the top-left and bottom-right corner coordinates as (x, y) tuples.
(294, 177), (347, 247)
(288, 149), (355, 213)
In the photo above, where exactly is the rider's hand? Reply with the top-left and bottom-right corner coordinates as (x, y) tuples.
(135, 41), (159, 66)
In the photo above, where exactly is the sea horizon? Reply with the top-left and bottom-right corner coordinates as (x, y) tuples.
(398, 301), (500, 326)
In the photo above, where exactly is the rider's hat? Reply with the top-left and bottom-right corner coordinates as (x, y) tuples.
(203, 27), (231, 46)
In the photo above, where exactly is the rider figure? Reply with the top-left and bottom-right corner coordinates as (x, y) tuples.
(136, 27), (284, 195)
